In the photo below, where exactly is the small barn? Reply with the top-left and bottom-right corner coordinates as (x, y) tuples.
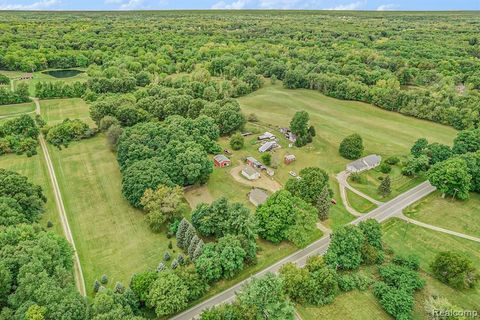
(346, 154), (382, 173)
(246, 156), (262, 168)
(258, 141), (279, 153)
(284, 154), (296, 165)
(249, 188), (268, 207)
(242, 166), (260, 180)
(214, 154), (231, 167)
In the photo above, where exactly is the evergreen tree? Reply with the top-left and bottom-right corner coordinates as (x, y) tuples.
(93, 280), (101, 293)
(163, 252), (171, 261)
(188, 235), (200, 258)
(184, 224), (196, 250)
(193, 240), (204, 261)
(378, 176), (391, 197)
(176, 218), (190, 249)
(316, 185), (331, 221)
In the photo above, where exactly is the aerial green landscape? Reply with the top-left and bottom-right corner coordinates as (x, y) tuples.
(0, 5), (479, 320)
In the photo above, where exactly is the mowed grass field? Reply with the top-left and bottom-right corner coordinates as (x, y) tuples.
(238, 83), (456, 175)
(48, 135), (173, 295)
(0, 152), (62, 235)
(41, 98), (94, 126)
(0, 102), (35, 117)
(297, 290), (390, 320)
(38, 98), (171, 294)
(14, 69), (88, 95)
(405, 192), (480, 238)
(383, 218), (480, 312)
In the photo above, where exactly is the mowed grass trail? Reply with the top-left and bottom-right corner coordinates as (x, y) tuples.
(39, 98), (170, 295)
(383, 218), (480, 311)
(0, 102), (35, 117)
(48, 136), (172, 294)
(0, 152), (62, 235)
(238, 83), (456, 174)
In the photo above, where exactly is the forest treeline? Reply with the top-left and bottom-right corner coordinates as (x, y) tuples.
(0, 11), (479, 129)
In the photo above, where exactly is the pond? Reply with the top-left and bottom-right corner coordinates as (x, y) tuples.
(42, 69), (85, 78)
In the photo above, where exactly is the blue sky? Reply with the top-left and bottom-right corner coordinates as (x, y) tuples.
(1, 0), (479, 11)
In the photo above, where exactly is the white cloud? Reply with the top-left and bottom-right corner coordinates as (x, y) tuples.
(377, 4), (397, 11)
(259, 0), (301, 9)
(0, 0), (60, 10)
(104, 0), (123, 4)
(212, 0), (251, 9)
(325, 1), (366, 10)
(119, 0), (144, 10)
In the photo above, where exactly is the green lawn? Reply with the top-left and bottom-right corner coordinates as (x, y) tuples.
(0, 102), (35, 117)
(349, 165), (426, 202)
(297, 290), (390, 320)
(238, 83), (456, 176)
(405, 192), (480, 238)
(346, 188), (377, 213)
(47, 135), (174, 295)
(0, 151), (62, 236)
(40, 98), (94, 126)
(13, 69), (88, 95)
(382, 218), (480, 311)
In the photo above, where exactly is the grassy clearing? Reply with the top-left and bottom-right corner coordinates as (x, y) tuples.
(238, 83), (456, 176)
(349, 165), (425, 202)
(0, 151), (62, 235)
(382, 218), (480, 311)
(47, 135), (174, 295)
(405, 192), (480, 238)
(40, 98), (94, 126)
(346, 188), (377, 213)
(13, 69), (88, 95)
(297, 290), (390, 320)
(0, 102), (35, 117)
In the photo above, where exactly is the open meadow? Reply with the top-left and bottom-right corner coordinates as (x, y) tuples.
(0, 102), (35, 117)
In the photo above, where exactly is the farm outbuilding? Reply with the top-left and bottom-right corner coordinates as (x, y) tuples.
(242, 166), (260, 180)
(258, 141), (279, 153)
(214, 154), (231, 167)
(258, 132), (275, 140)
(246, 156), (262, 168)
(249, 188), (268, 206)
(284, 154), (296, 164)
(346, 154), (382, 173)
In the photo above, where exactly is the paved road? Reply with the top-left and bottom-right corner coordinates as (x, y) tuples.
(170, 181), (436, 320)
(33, 98), (87, 296)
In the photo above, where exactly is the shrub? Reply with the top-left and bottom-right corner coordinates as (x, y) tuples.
(163, 252), (171, 261)
(379, 163), (392, 174)
(114, 282), (125, 293)
(99, 115), (120, 131)
(247, 113), (258, 122)
(339, 134), (364, 160)
(93, 280), (101, 293)
(385, 156), (400, 165)
(100, 274), (108, 284)
(393, 255), (420, 271)
(430, 251), (478, 289)
(229, 132), (244, 150)
(261, 153), (272, 166)
(47, 220), (53, 228)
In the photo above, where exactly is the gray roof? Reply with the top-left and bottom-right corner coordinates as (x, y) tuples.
(347, 154), (381, 171)
(258, 141), (278, 152)
(246, 156), (261, 165)
(242, 165), (258, 177)
(214, 154), (230, 163)
(249, 188), (268, 206)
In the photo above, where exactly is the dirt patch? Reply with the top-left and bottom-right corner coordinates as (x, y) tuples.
(230, 164), (282, 192)
(184, 185), (214, 209)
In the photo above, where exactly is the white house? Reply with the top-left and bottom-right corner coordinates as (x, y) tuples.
(242, 165), (261, 180)
(346, 154), (382, 173)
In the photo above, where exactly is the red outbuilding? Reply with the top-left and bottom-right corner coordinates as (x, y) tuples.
(214, 154), (231, 167)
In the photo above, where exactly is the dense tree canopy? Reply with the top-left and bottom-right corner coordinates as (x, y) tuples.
(255, 190), (317, 247)
(339, 134), (364, 160)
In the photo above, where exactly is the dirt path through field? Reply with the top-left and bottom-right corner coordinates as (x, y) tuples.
(33, 98), (86, 296)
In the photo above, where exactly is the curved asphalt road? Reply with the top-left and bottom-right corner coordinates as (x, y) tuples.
(170, 181), (436, 319)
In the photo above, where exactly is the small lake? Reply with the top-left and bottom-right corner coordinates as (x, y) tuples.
(42, 69), (85, 78)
